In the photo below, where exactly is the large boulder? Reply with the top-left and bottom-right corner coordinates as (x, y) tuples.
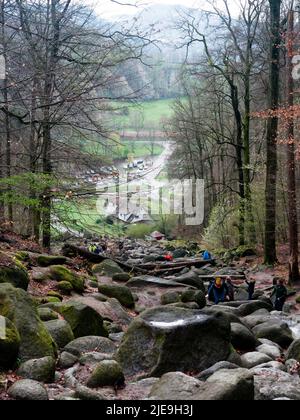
(64, 336), (116, 357)
(17, 356), (56, 383)
(72, 296), (133, 329)
(241, 352), (273, 369)
(44, 301), (108, 339)
(252, 321), (293, 347)
(0, 283), (56, 361)
(149, 369), (254, 400)
(8, 379), (49, 400)
(87, 360), (125, 388)
(286, 339), (300, 362)
(49, 266), (85, 294)
(149, 372), (202, 400)
(44, 320), (74, 349)
(205, 368), (254, 400)
(161, 291), (181, 305)
(0, 317), (20, 368)
(38, 308), (59, 322)
(117, 307), (231, 377)
(174, 271), (205, 291)
(242, 313), (274, 329)
(236, 301), (273, 317)
(254, 368), (300, 400)
(0, 265), (29, 290)
(256, 344), (281, 360)
(98, 284), (134, 309)
(126, 275), (189, 288)
(92, 260), (124, 277)
(231, 323), (259, 351)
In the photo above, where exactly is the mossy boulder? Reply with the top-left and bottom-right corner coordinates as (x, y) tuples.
(87, 360), (125, 388)
(0, 266), (29, 290)
(92, 260), (124, 277)
(47, 291), (63, 301)
(44, 320), (74, 349)
(15, 251), (30, 262)
(36, 255), (67, 267)
(49, 266), (85, 293)
(117, 307), (231, 377)
(45, 301), (108, 339)
(181, 289), (196, 303)
(161, 291), (181, 305)
(194, 291), (207, 309)
(98, 284), (135, 309)
(0, 283), (57, 362)
(57, 281), (73, 294)
(0, 317), (21, 368)
(17, 356), (56, 383)
(38, 308), (59, 322)
(112, 273), (131, 283)
(64, 336), (116, 357)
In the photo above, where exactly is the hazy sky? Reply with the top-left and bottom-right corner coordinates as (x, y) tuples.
(85, 0), (237, 19)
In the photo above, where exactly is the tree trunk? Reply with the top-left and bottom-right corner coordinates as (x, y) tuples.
(1, 0), (12, 224)
(231, 83), (245, 246)
(243, 63), (256, 244)
(286, 8), (300, 284)
(264, 0), (281, 264)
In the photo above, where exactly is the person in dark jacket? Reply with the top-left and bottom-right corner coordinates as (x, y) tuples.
(226, 277), (235, 301)
(246, 279), (256, 300)
(271, 279), (288, 312)
(207, 277), (228, 304)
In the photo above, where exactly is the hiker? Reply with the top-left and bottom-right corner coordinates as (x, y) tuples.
(271, 279), (288, 312)
(246, 279), (256, 300)
(226, 277), (235, 301)
(88, 243), (102, 255)
(203, 250), (212, 261)
(207, 277), (228, 305)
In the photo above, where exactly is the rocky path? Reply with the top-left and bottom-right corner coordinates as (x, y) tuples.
(1, 237), (300, 400)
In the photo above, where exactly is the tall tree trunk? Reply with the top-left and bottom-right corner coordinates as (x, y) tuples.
(231, 83), (245, 246)
(28, 79), (40, 242)
(286, 7), (300, 284)
(243, 63), (256, 244)
(264, 0), (281, 264)
(1, 0), (12, 224)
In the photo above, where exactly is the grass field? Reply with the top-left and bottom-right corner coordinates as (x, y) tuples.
(82, 139), (164, 161)
(112, 98), (178, 131)
(54, 199), (126, 238)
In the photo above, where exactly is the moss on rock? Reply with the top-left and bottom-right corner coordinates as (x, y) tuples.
(0, 317), (21, 368)
(57, 281), (73, 294)
(98, 284), (135, 309)
(0, 283), (57, 362)
(49, 266), (85, 294)
(36, 255), (67, 267)
(87, 360), (125, 388)
(92, 260), (124, 277)
(0, 266), (29, 290)
(46, 301), (108, 339)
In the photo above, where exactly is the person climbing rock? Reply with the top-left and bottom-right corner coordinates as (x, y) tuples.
(271, 279), (288, 312)
(207, 277), (228, 305)
(246, 279), (256, 300)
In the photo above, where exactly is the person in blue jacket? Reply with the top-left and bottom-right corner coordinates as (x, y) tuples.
(203, 250), (212, 261)
(208, 277), (228, 304)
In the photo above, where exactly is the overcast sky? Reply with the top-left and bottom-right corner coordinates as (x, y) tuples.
(84, 0), (239, 19)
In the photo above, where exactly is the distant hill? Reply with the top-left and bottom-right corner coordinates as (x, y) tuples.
(104, 4), (216, 100)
